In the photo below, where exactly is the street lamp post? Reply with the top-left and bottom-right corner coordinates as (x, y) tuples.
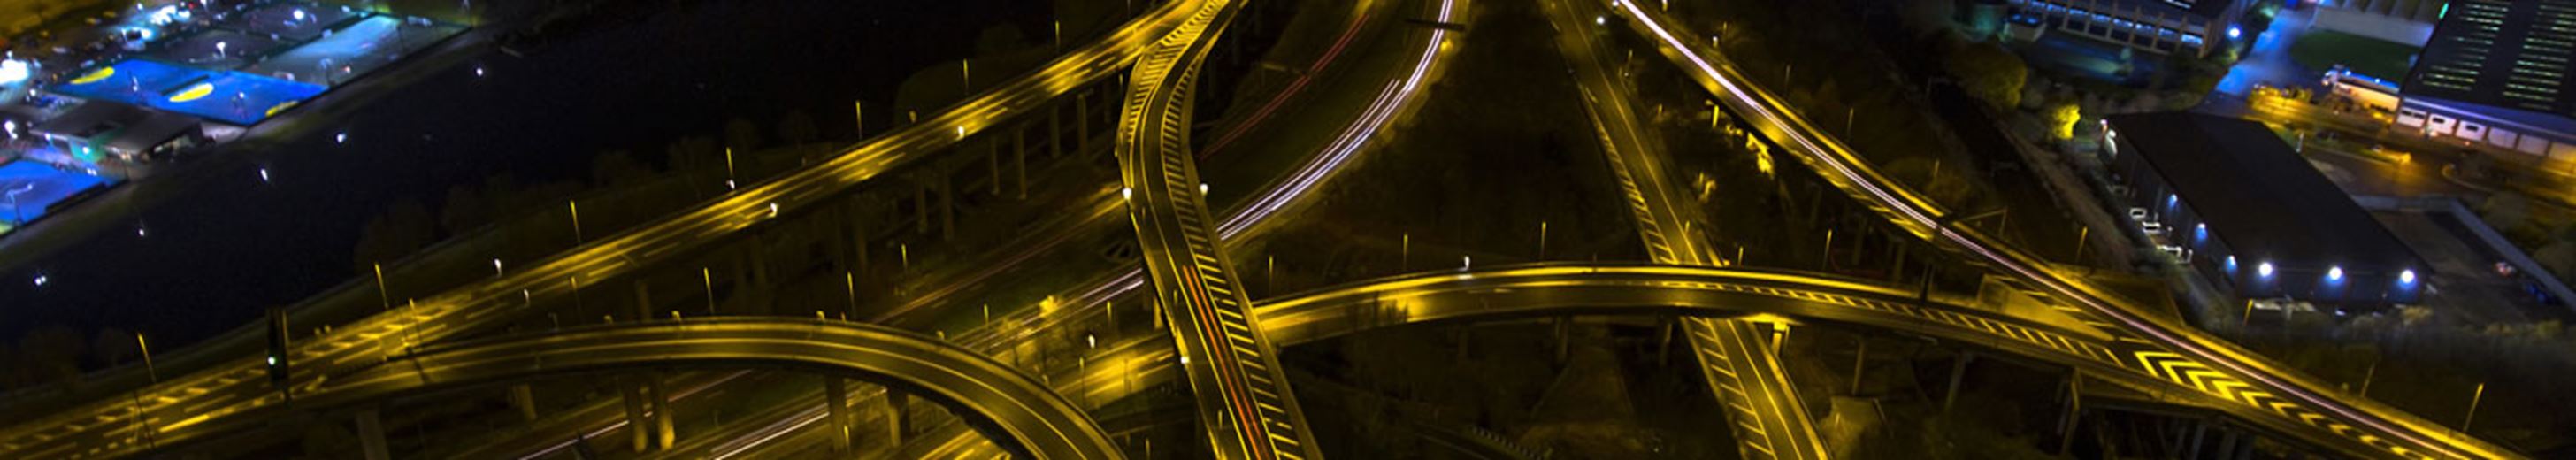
(702, 267), (716, 316)
(2462, 382), (2487, 432)
(568, 201), (581, 244)
(135, 333), (157, 383)
(373, 263), (392, 311)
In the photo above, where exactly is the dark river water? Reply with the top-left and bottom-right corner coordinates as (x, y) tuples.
(0, 0), (1045, 352)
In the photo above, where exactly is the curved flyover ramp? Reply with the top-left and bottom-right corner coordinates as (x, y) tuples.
(1599, 0), (2518, 457)
(1114, 0), (1325, 456)
(1249, 263), (2396, 458)
(147, 318), (1122, 460)
(0, 3), (1211, 457)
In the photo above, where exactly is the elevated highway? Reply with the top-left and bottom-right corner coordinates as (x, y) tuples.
(1544, 1), (1827, 458)
(561, 0), (1463, 455)
(1112, 0), (1323, 456)
(1601, 1), (2519, 457)
(0, 3), (1207, 456)
(144, 318), (1121, 460)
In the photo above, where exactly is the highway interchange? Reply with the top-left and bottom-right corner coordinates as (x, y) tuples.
(0, 0), (2530, 458)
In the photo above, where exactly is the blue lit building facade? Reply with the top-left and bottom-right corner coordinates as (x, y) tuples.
(2102, 113), (2427, 308)
(2000, 0), (2249, 57)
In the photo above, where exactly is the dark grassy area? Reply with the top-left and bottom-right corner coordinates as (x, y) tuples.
(1246, 0), (1642, 299)
(2288, 30), (2419, 80)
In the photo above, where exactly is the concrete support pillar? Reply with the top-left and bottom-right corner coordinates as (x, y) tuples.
(2214, 427), (2241, 460)
(510, 383), (539, 422)
(988, 141), (1003, 196)
(1943, 351), (1976, 412)
(2225, 426), (2246, 457)
(748, 237), (773, 314)
(886, 390), (909, 447)
(1453, 326), (1472, 362)
(1849, 339), (1868, 395)
(621, 380), (649, 452)
(915, 179), (932, 235)
(825, 203), (853, 278)
(1050, 100), (1066, 159)
(1552, 316), (1572, 365)
(2185, 420), (2208, 460)
(630, 281), (652, 323)
(1656, 318), (1676, 367)
(1075, 92), (1091, 154)
(2058, 371), (2082, 455)
(1014, 129), (1030, 200)
(825, 377), (852, 454)
(939, 172), (956, 242)
(355, 408), (391, 460)
(650, 374), (675, 450)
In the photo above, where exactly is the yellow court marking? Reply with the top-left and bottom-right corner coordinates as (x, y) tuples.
(70, 66), (116, 85)
(167, 82), (214, 103)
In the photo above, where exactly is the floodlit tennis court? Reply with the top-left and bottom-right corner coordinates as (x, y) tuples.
(48, 59), (213, 105)
(50, 59), (326, 126)
(247, 16), (448, 85)
(0, 160), (111, 226)
(153, 71), (326, 125)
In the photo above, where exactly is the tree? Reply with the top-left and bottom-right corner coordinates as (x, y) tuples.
(480, 173), (526, 220)
(351, 199), (436, 272)
(91, 327), (136, 369)
(776, 110), (819, 146)
(1884, 157), (1981, 210)
(974, 25), (1030, 57)
(665, 135), (721, 175)
(19, 325), (85, 386)
(2044, 99), (2082, 140)
(723, 118), (763, 154)
(1944, 42), (2027, 110)
(2479, 192), (2535, 242)
(591, 149), (655, 188)
(439, 185), (488, 236)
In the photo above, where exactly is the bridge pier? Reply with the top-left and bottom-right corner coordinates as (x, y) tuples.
(1848, 338), (1867, 395)
(1942, 351), (1975, 412)
(1015, 127), (1030, 199)
(1074, 92), (1089, 155)
(751, 235), (774, 312)
(1552, 316), (1572, 365)
(622, 378), (650, 452)
(1454, 326), (1472, 362)
(2057, 371), (2082, 455)
(825, 377), (853, 454)
(356, 408), (391, 460)
(631, 280), (653, 324)
(651, 373), (676, 449)
(914, 174), (932, 235)
(940, 171), (957, 242)
(1657, 317), (1675, 367)
(2228, 428), (2255, 460)
(2214, 426), (2240, 460)
(2185, 419), (2208, 459)
(886, 389), (910, 447)
(510, 383), (539, 421)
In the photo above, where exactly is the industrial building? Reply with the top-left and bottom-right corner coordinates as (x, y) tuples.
(2386, 0), (2576, 171)
(2001, 0), (2250, 57)
(2101, 112), (2426, 309)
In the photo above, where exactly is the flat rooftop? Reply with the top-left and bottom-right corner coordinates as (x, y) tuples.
(2106, 112), (2424, 272)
